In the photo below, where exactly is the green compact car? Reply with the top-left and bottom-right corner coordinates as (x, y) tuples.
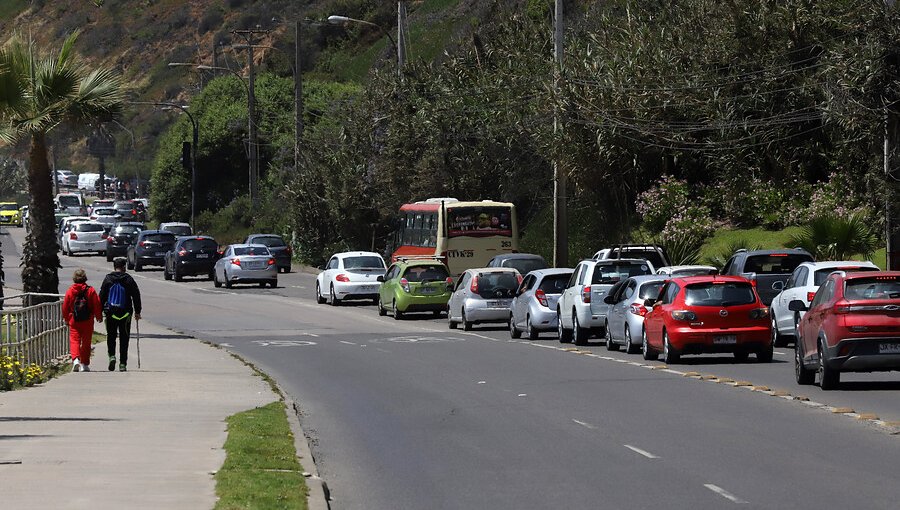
(377, 259), (454, 320)
(0, 202), (21, 227)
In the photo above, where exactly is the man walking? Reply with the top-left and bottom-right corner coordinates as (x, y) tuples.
(100, 257), (142, 372)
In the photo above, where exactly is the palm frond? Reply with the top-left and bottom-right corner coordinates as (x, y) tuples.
(67, 67), (123, 122)
(789, 213), (877, 260)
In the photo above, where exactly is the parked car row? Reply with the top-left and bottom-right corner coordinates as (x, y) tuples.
(310, 247), (899, 391)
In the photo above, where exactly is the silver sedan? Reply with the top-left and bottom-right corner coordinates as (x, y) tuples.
(448, 268), (521, 331)
(509, 268), (574, 340)
(603, 275), (669, 353)
(213, 244), (278, 288)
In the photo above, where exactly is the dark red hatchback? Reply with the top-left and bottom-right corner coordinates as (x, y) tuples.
(791, 271), (900, 390)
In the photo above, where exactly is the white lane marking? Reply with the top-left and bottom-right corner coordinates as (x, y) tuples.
(517, 393), (527, 397)
(704, 484), (748, 504)
(774, 351), (786, 356)
(375, 348), (391, 353)
(339, 341), (357, 345)
(623, 444), (659, 459)
(458, 331), (501, 342)
(477, 381), (486, 384)
(290, 285), (306, 289)
(572, 419), (597, 430)
(219, 343), (233, 347)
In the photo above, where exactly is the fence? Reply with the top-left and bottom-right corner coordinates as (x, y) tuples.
(0, 293), (68, 366)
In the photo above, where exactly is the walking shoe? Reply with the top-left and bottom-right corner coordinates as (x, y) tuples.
(73, 358), (82, 372)
(108, 356), (116, 372)
(119, 364), (127, 372)
(82, 364), (91, 372)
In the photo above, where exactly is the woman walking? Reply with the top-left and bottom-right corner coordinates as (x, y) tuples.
(61, 269), (103, 372)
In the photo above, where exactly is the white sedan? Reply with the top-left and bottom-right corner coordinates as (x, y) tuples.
(316, 251), (387, 305)
(770, 260), (880, 346)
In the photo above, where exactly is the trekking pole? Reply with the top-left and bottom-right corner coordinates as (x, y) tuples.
(136, 318), (141, 369)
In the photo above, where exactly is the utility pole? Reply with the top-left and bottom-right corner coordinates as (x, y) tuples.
(552, 0), (568, 267)
(233, 28), (268, 211)
(295, 20), (303, 173)
(397, 1), (407, 76)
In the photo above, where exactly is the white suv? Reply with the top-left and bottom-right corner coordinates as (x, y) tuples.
(557, 259), (654, 345)
(769, 260), (880, 346)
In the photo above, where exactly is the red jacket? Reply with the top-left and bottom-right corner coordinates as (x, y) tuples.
(62, 283), (102, 325)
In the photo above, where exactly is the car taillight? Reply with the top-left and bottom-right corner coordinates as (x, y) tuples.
(101, 232), (109, 239)
(335, 274), (350, 282)
(516, 274), (523, 285)
(806, 292), (816, 302)
(231, 258), (241, 266)
(139, 241), (146, 247)
(131, 209), (136, 215)
(470, 275), (479, 293)
(400, 277), (410, 293)
(671, 310), (697, 321)
(581, 285), (591, 303)
(749, 307), (770, 320)
(629, 304), (649, 317)
(178, 249), (187, 257)
(445, 277), (454, 288)
(69, 232), (77, 240)
(267, 258), (276, 266)
(106, 236), (115, 242)
(833, 299), (851, 314)
(535, 289), (549, 307)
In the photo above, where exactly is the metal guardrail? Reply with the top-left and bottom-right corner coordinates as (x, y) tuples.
(0, 293), (68, 366)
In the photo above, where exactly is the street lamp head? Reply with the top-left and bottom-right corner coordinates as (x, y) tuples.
(196, 65), (214, 70)
(168, 62), (196, 67)
(327, 15), (350, 25)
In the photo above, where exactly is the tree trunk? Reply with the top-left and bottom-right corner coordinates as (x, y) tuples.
(21, 131), (60, 298)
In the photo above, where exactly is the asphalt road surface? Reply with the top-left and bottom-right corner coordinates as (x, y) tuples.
(3, 226), (899, 510)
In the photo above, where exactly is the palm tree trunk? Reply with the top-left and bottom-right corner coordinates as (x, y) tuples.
(21, 131), (60, 298)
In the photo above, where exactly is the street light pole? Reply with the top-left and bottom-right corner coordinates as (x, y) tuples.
(326, 14), (403, 75)
(295, 20), (302, 174)
(233, 28), (268, 212)
(552, 0), (568, 268)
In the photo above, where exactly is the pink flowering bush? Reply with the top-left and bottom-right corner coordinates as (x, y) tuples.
(636, 175), (717, 243)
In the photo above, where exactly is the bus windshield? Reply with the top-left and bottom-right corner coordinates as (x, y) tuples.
(446, 206), (513, 237)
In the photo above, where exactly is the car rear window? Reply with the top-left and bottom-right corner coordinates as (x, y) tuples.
(94, 208), (118, 215)
(234, 246), (271, 256)
(113, 225), (142, 235)
(77, 223), (105, 232)
(684, 282), (756, 306)
(671, 268), (717, 277)
(58, 196), (80, 207)
(143, 233), (175, 243)
(639, 281), (667, 300)
(344, 256), (385, 270)
(844, 276), (900, 300)
(592, 263), (652, 284)
(504, 257), (548, 275)
(609, 249), (666, 269)
(163, 225), (192, 236)
(181, 239), (217, 251)
(744, 254), (812, 275)
(402, 265), (450, 282)
(538, 274), (571, 294)
(253, 236), (286, 248)
(814, 266), (879, 286)
(475, 271), (520, 298)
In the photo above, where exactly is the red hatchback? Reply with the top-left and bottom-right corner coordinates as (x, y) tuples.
(790, 271), (900, 390)
(641, 275), (772, 364)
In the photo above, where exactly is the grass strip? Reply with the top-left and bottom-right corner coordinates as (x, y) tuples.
(215, 401), (308, 510)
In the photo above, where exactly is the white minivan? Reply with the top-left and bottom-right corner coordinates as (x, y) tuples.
(77, 173), (100, 191)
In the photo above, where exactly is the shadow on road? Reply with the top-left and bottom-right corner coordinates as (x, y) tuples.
(0, 416), (119, 422)
(834, 380), (900, 392)
(665, 355), (789, 366)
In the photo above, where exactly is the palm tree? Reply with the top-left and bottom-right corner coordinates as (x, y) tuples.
(0, 32), (123, 295)
(789, 213), (879, 261)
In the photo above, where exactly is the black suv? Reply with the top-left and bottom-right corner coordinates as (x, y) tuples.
(114, 200), (147, 223)
(105, 222), (146, 261)
(722, 248), (814, 305)
(127, 230), (176, 271)
(164, 236), (219, 281)
(245, 234), (292, 273)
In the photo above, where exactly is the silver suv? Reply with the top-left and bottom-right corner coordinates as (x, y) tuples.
(557, 259), (654, 345)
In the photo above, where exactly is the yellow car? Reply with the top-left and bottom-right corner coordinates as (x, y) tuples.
(0, 202), (21, 227)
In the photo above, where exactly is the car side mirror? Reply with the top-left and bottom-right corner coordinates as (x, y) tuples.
(644, 298), (657, 307)
(603, 295), (616, 305)
(317, 265), (324, 270)
(788, 300), (808, 312)
(376, 275), (384, 282)
(772, 281), (784, 291)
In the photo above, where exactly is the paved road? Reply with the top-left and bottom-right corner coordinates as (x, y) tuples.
(3, 226), (899, 509)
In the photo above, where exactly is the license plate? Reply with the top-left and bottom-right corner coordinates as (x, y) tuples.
(244, 262), (263, 270)
(155, 252), (166, 256)
(419, 287), (436, 295)
(714, 335), (737, 345)
(879, 342), (900, 354)
(196, 253), (209, 259)
(364, 285), (379, 292)
(488, 300), (510, 308)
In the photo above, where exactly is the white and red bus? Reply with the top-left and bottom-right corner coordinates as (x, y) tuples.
(390, 198), (519, 276)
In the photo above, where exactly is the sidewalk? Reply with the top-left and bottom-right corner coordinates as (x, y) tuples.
(0, 320), (276, 509)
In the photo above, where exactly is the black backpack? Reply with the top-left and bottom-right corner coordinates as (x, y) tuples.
(73, 288), (91, 322)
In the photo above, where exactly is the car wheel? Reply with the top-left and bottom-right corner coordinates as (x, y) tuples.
(448, 315), (457, 329)
(106, 251), (113, 262)
(662, 331), (680, 364)
(134, 263), (142, 272)
(795, 337), (815, 385)
(573, 311), (588, 346)
(329, 285), (340, 306)
(624, 327), (639, 354)
(462, 310), (473, 331)
(163, 266), (172, 280)
(771, 316), (787, 347)
(214, 271), (222, 288)
(127, 257), (135, 270)
(377, 297), (386, 316)
(818, 340), (839, 390)
(315, 283), (326, 304)
(393, 300), (403, 320)
(642, 328), (658, 361)
(557, 310), (572, 344)
(174, 268), (183, 282)
(224, 276), (233, 289)
(509, 315), (521, 339)
(525, 315), (539, 340)
(757, 341), (774, 363)
(733, 351), (749, 362)
(605, 322), (619, 351)
(270, 279), (277, 288)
